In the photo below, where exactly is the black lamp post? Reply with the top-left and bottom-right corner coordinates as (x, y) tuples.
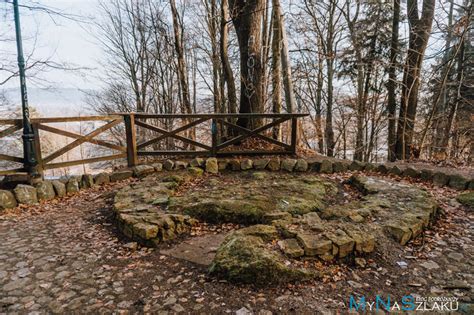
(13, 0), (38, 177)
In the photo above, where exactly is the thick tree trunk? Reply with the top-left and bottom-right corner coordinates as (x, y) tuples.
(229, 0), (265, 129)
(387, 0), (400, 162)
(395, 0), (435, 160)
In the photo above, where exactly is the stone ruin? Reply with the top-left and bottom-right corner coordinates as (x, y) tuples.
(112, 169), (440, 286)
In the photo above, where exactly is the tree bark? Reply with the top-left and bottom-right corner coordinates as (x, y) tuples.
(220, 0), (238, 116)
(229, 0), (265, 129)
(395, 0), (435, 160)
(271, 0), (282, 140)
(387, 0), (400, 161)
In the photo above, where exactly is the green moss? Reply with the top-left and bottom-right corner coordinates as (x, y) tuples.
(209, 234), (315, 286)
(456, 192), (474, 209)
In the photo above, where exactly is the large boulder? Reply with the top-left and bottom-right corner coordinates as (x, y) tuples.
(295, 159), (308, 172)
(35, 181), (56, 201)
(163, 160), (174, 171)
(14, 184), (38, 205)
(320, 160), (333, 173)
(209, 233), (315, 286)
(0, 190), (17, 210)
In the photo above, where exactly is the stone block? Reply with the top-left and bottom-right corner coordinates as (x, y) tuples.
(35, 181), (56, 201)
(133, 165), (155, 178)
(278, 239), (304, 258)
(174, 161), (188, 170)
(66, 179), (80, 195)
(389, 166), (402, 175)
(384, 222), (412, 245)
(262, 211), (292, 224)
(320, 160), (333, 173)
(51, 180), (66, 197)
(296, 233), (332, 256)
(229, 159), (241, 171)
(266, 158), (281, 171)
(133, 223), (159, 240)
(377, 164), (389, 174)
(403, 167), (420, 178)
(218, 160), (229, 171)
(420, 169), (433, 181)
(93, 173), (110, 185)
(333, 161), (348, 173)
(294, 159), (308, 172)
(253, 159), (269, 170)
(349, 161), (365, 171)
(187, 167), (204, 177)
(433, 172), (449, 187)
(324, 229), (355, 258)
(163, 160), (174, 171)
(152, 163), (163, 172)
(448, 174), (468, 190)
(110, 170), (133, 182)
(281, 159), (297, 172)
(80, 174), (95, 188)
(14, 184), (38, 205)
(190, 158), (205, 168)
(205, 158), (218, 174)
(0, 190), (17, 210)
(240, 159), (253, 170)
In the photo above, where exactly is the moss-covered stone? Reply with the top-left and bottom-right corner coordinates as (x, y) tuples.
(448, 175), (468, 190)
(94, 173), (110, 185)
(110, 170), (133, 182)
(320, 160), (333, 173)
(51, 180), (66, 197)
(433, 172), (449, 186)
(253, 159), (269, 170)
(278, 239), (304, 258)
(35, 181), (56, 201)
(188, 167), (204, 177)
(81, 174), (95, 188)
(0, 190), (17, 210)
(14, 184), (38, 205)
(205, 158), (218, 174)
(235, 224), (279, 242)
(266, 159), (280, 171)
(456, 192), (474, 209)
(133, 165), (155, 178)
(209, 234), (315, 286)
(281, 159), (297, 172)
(66, 179), (80, 195)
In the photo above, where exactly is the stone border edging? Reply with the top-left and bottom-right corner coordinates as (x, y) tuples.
(1, 157), (472, 211)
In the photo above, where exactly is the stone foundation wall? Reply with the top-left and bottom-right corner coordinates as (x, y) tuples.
(1, 157), (472, 212)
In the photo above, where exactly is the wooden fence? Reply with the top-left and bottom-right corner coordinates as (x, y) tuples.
(0, 113), (308, 177)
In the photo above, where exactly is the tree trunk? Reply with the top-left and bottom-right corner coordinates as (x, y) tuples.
(271, 0), (282, 140)
(275, 0), (297, 114)
(220, 0), (238, 117)
(395, 0), (435, 160)
(387, 0), (400, 161)
(229, 0), (265, 129)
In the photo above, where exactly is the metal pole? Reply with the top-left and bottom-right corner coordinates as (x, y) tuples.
(13, 0), (38, 177)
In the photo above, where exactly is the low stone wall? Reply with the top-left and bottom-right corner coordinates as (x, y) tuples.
(0, 157), (472, 212)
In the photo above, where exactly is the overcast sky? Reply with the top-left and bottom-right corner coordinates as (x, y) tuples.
(1, 0), (101, 90)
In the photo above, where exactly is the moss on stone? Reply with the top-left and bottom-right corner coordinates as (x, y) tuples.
(456, 191), (474, 209)
(209, 234), (315, 286)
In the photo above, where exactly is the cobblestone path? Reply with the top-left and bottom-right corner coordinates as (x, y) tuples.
(0, 180), (473, 314)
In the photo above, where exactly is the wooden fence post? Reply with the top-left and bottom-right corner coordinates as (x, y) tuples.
(124, 114), (138, 167)
(290, 117), (297, 154)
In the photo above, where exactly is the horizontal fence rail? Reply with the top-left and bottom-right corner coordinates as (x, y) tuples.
(0, 113), (308, 177)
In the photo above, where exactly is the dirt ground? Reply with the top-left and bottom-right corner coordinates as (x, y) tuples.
(0, 172), (473, 314)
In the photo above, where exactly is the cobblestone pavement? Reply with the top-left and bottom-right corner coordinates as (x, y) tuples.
(0, 179), (473, 314)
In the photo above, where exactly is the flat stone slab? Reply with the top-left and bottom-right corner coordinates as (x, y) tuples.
(160, 233), (228, 266)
